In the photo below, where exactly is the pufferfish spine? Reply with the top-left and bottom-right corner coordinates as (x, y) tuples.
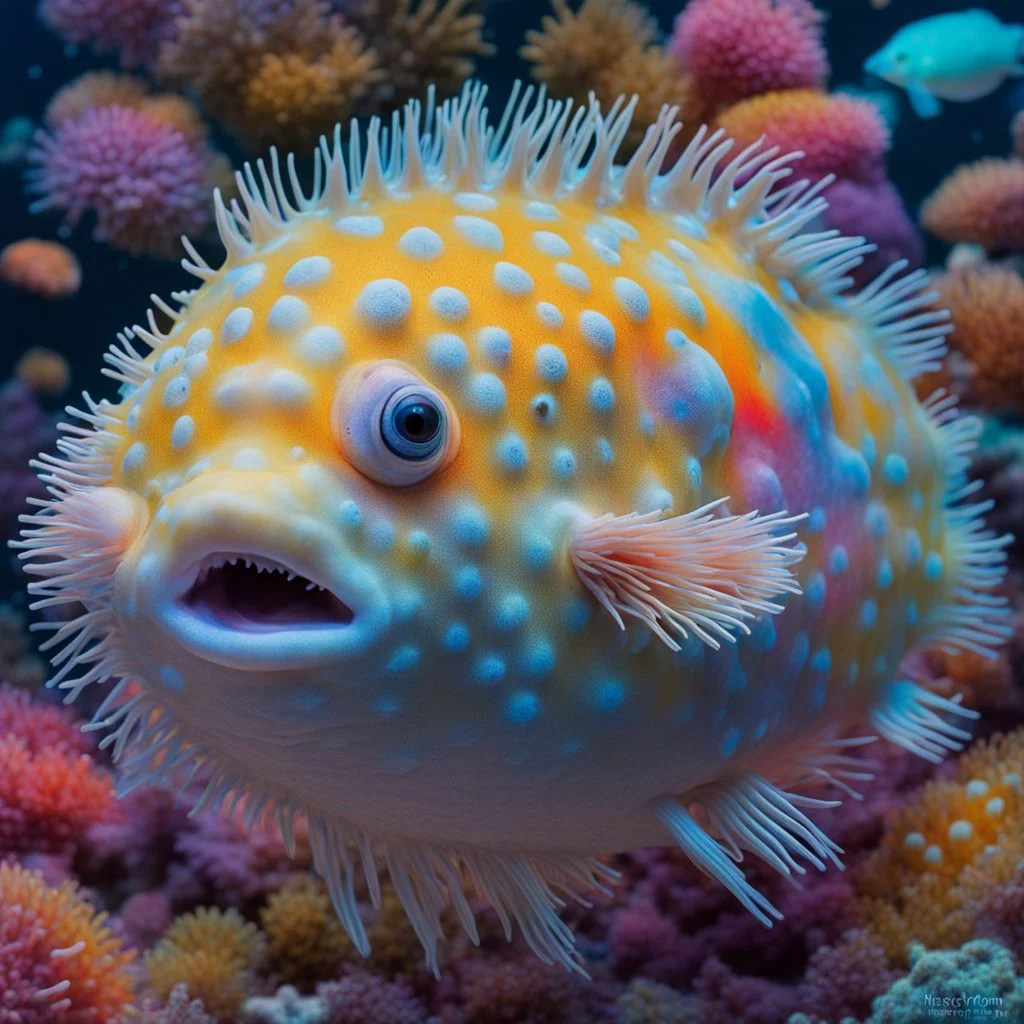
(15, 83), (1012, 974)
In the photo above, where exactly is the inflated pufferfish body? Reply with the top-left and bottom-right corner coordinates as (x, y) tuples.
(18, 85), (1011, 973)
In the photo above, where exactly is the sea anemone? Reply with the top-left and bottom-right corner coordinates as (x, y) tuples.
(716, 89), (889, 185)
(28, 105), (213, 259)
(0, 861), (134, 1023)
(39, 0), (185, 69)
(669, 0), (828, 114)
(934, 265), (1024, 413)
(922, 159), (1024, 253)
(15, 346), (73, 396)
(0, 238), (82, 299)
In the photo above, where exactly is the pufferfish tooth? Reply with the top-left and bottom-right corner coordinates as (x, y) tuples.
(12, 82), (1013, 976)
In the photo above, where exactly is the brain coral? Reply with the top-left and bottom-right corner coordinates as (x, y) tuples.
(716, 89), (889, 185)
(669, 0), (828, 113)
(0, 238), (81, 299)
(922, 159), (1024, 253)
(0, 861), (134, 1023)
(28, 104), (213, 259)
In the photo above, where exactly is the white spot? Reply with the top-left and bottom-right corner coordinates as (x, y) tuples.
(162, 375), (190, 409)
(586, 223), (621, 264)
(533, 231), (571, 257)
(183, 353), (208, 379)
(674, 214), (709, 240)
(494, 262), (533, 295)
(154, 346), (184, 373)
(233, 447), (268, 471)
(283, 255), (333, 288)
(122, 442), (146, 473)
(614, 277), (650, 322)
(428, 333), (469, 373)
(296, 325), (345, 366)
(222, 307), (253, 345)
(536, 301), (564, 329)
(648, 251), (688, 285)
(579, 310), (615, 354)
(555, 262), (591, 293)
(185, 328), (213, 355)
(453, 215), (504, 252)
(429, 286), (470, 323)
(454, 191), (498, 212)
(171, 415), (194, 450)
(213, 370), (250, 410)
(266, 369), (312, 410)
(524, 201), (560, 221)
(185, 459), (211, 480)
(399, 226), (445, 259)
(232, 263), (266, 298)
(669, 285), (708, 329)
(336, 215), (383, 237)
(267, 295), (309, 333)
(467, 372), (506, 415)
(666, 328), (689, 348)
(668, 239), (697, 262)
(535, 343), (567, 382)
(478, 326), (511, 367)
(602, 215), (639, 241)
(357, 279), (411, 329)
(290, 446), (306, 461)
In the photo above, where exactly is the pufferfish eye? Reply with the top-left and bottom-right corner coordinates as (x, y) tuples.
(332, 360), (460, 486)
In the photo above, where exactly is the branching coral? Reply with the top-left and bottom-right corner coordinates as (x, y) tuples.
(669, 0), (828, 114)
(922, 159), (1024, 253)
(145, 907), (265, 1022)
(0, 861), (134, 1023)
(934, 265), (1024, 413)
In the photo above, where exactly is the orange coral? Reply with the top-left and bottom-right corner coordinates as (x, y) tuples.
(145, 907), (265, 1021)
(922, 159), (1024, 252)
(15, 346), (71, 395)
(243, 28), (381, 151)
(0, 861), (134, 1023)
(934, 266), (1024, 413)
(45, 71), (149, 126)
(260, 875), (352, 989)
(0, 238), (81, 299)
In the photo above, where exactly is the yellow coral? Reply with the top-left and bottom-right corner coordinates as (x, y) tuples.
(260, 875), (352, 989)
(145, 907), (265, 1021)
(45, 71), (149, 126)
(139, 95), (209, 145)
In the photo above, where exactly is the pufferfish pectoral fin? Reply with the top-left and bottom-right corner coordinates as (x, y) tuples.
(654, 774), (843, 927)
(569, 499), (807, 652)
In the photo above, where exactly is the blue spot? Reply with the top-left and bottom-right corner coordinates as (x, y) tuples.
(685, 456), (702, 490)
(865, 501), (889, 538)
(829, 546), (849, 574)
(924, 552), (944, 581)
(474, 655), (506, 685)
(520, 638), (555, 676)
(467, 372), (506, 415)
(564, 597), (592, 632)
(292, 687), (326, 711)
(551, 447), (576, 478)
(786, 632), (810, 677)
(589, 377), (615, 413)
(807, 571), (827, 611)
(428, 333), (469, 373)
(562, 738), (584, 756)
(810, 679), (827, 709)
(872, 655), (887, 677)
(884, 453), (908, 485)
(337, 500), (361, 528)
(591, 677), (626, 713)
(452, 565), (483, 600)
(672, 698), (697, 725)
(727, 662), (748, 693)
(369, 520), (394, 550)
(535, 343), (568, 382)
(388, 645), (420, 672)
(392, 587), (423, 622)
(859, 599), (878, 630)
(811, 647), (832, 674)
(523, 533), (553, 570)
(407, 529), (430, 553)
(877, 557), (893, 589)
(495, 432), (529, 472)
(907, 600), (919, 626)
(505, 691), (540, 725)
(597, 438), (614, 464)
(159, 665), (184, 692)
(750, 617), (777, 652)
(862, 431), (876, 467)
(911, 489), (924, 513)
(443, 622), (469, 652)
(721, 726), (742, 758)
(808, 507), (827, 533)
(495, 593), (530, 630)
(848, 660), (860, 684)
(905, 529), (922, 566)
(639, 411), (655, 438)
(453, 502), (490, 547)
(373, 696), (400, 717)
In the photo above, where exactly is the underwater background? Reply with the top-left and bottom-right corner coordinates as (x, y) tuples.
(1, 0), (1024, 1021)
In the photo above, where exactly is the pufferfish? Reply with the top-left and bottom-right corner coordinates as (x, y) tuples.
(17, 83), (1011, 973)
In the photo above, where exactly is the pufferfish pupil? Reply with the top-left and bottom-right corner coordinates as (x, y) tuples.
(16, 82), (1012, 976)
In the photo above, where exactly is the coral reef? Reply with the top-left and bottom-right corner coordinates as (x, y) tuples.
(320, 967), (427, 1024)
(0, 380), (57, 546)
(669, 0), (828, 115)
(922, 159), (1024, 253)
(14, 346), (72, 396)
(129, 984), (218, 1024)
(45, 71), (150, 127)
(0, 238), (81, 299)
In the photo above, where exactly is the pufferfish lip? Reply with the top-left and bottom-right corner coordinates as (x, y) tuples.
(152, 543), (391, 671)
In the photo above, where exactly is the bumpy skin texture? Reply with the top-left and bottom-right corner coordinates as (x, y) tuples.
(20, 87), (1007, 970)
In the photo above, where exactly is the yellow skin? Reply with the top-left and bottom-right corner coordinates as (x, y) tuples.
(21, 88), (1008, 970)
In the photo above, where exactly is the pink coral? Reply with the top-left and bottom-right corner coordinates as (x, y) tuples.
(39, 0), (184, 69)
(28, 105), (212, 259)
(669, 0), (828, 114)
(0, 684), (91, 757)
(319, 966), (426, 1024)
(797, 929), (898, 1022)
(129, 983), (217, 1024)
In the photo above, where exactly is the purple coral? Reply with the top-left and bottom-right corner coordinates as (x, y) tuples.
(319, 966), (426, 1024)
(0, 380), (57, 544)
(131, 983), (218, 1024)
(28, 105), (212, 259)
(39, 0), (185, 69)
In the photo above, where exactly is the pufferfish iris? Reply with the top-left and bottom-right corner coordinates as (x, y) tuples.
(17, 84), (1011, 973)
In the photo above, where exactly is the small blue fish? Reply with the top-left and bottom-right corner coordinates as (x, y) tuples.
(864, 9), (1024, 119)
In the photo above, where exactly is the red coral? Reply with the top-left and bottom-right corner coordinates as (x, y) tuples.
(0, 684), (91, 756)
